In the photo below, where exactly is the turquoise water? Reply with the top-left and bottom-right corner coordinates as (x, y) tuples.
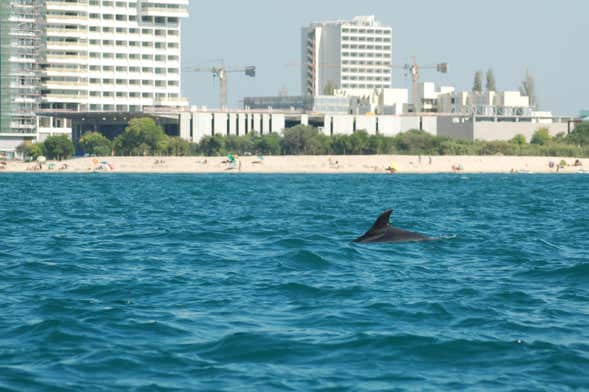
(1, 174), (588, 391)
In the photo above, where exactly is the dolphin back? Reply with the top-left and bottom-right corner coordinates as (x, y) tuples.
(354, 209), (433, 244)
(353, 209), (394, 243)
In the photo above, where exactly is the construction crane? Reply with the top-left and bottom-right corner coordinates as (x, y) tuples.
(288, 58), (448, 112)
(401, 57), (448, 113)
(189, 62), (256, 110)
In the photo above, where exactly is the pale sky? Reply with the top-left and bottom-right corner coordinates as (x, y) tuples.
(181, 0), (588, 116)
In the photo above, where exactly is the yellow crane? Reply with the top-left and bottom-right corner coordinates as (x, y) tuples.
(189, 61), (256, 110)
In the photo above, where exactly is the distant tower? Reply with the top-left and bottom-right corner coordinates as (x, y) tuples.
(301, 16), (392, 96)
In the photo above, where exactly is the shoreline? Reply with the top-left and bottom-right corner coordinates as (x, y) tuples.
(1, 155), (587, 174)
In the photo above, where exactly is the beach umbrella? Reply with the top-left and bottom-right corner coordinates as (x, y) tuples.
(227, 154), (235, 163)
(37, 156), (46, 163)
(389, 162), (400, 172)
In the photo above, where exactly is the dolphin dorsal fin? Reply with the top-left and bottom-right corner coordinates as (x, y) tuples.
(369, 209), (393, 232)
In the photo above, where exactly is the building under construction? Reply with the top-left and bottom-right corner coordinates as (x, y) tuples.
(0, 0), (45, 156)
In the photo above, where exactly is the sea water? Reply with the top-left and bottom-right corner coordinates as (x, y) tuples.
(0, 173), (588, 391)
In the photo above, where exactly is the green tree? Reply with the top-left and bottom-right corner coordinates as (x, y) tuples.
(530, 128), (551, 145)
(567, 123), (589, 146)
(349, 130), (370, 154)
(331, 135), (354, 155)
(281, 125), (323, 155)
(394, 129), (440, 154)
(113, 117), (169, 155)
(510, 134), (527, 145)
(520, 69), (537, 109)
(486, 68), (496, 92)
(16, 142), (44, 160)
(167, 137), (190, 156)
(472, 70), (483, 93)
(79, 131), (112, 156)
(199, 134), (226, 156)
(43, 135), (75, 160)
(439, 139), (474, 155)
(225, 134), (255, 155)
(257, 133), (281, 155)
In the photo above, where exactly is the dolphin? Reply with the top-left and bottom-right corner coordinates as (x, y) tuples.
(353, 209), (436, 243)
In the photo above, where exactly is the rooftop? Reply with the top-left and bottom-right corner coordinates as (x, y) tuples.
(309, 15), (384, 28)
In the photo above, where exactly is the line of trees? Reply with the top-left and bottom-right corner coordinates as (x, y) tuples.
(16, 117), (589, 160)
(191, 124), (589, 157)
(17, 135), (75, 161)
(95, 118), (588, 157)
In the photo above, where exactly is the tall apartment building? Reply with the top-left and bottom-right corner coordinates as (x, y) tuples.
(1, 0), (188, 154)
(42, 0), (188, 113)
(301, 15), (392, 96)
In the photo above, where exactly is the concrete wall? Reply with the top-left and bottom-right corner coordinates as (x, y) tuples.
(474, 121), (569, 142)
(318, 24), (341, 94)
(437, 116), (474, 140)
(179, 113), (191, 140)
(377, 116), (401, 136)
(183, 112), (288, 140)
(182, 111), (573, 143)
(193, 112), (212, 141)
(329, 115), (354, 135)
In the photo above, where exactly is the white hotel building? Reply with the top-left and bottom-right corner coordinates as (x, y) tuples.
(42, 0), (188, 114)
(301, 15), (393, 96)
(0, 0), (189, 155)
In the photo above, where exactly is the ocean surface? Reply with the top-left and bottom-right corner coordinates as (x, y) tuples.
(1, 173), (588, 391)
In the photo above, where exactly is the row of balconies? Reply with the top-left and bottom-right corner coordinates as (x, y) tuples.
(140, 7), (188, 18)
(341, 52), (392, 59)
(42, 79), (180, 88)
(341, 76), (391, 82)
(341, 66), (392, 74)
(40, 95), (184, 104)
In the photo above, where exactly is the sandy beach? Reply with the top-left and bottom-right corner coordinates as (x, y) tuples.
(1, 155), (587, 174)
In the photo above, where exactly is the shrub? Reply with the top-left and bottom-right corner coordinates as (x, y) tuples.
(510, 134), (527, 145)
(113, 117), (168, 155)
(79, 131), (112, 156)
(16, 142), (44, 160)
(567, 123), (589, 146)
(43, 135), (75, 160)
(530, 128), (551, 145)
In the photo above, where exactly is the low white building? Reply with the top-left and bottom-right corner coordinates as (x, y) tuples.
(334, 88), (408, 115)
(416, 82), (455, 113)
(438, 89), (532, 116)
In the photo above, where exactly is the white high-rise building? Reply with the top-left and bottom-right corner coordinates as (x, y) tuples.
(1, 0), (189, 154)
(41, 0), (189, 114)
(301, 15), (392, 96)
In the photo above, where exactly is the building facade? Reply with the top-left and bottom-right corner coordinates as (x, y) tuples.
(42, 0), (188, 113)
(301, 16), (392, 96)
(1, 0), (188, 156)
(0, 0), (45, 136)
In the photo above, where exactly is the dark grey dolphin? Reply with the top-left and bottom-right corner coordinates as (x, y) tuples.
(353, 209), (435, 243)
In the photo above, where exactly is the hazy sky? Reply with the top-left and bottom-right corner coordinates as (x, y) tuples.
(181, 0), (588, 115)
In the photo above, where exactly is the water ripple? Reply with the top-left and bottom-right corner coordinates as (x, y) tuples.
(0, 173), (588, 391)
